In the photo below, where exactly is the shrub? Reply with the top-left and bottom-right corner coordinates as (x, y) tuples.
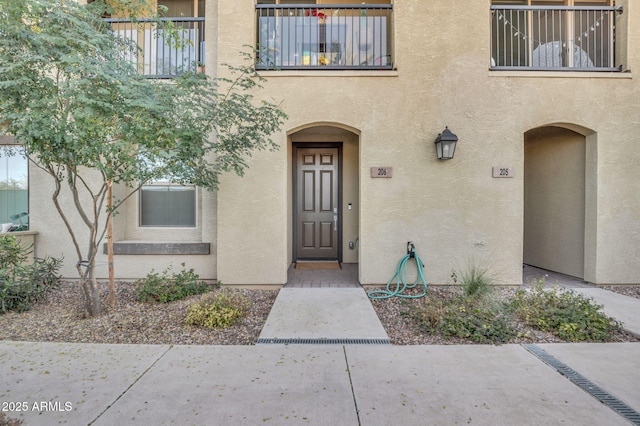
(185, 290), (250, 329)
(134, 263), (216, 303)
(437, 300), (515, 344)
(410, 291), (515, 344)
(0, 235), (62, 313)
(510, 279), (623, 342)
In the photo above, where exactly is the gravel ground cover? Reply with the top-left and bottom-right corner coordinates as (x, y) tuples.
(0, 282), (278, 346)
(601, 285), (640, 300)
(370, 286), (638, 345)
(0, 282), (638, 346)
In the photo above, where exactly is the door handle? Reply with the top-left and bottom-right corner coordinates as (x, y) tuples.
(333, 208), (338, 231)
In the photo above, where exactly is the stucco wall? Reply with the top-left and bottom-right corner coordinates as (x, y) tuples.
(214, 0), (640, 285)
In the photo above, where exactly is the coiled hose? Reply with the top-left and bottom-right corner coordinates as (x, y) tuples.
(367, 243), (428, 299)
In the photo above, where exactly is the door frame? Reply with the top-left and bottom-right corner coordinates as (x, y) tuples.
(292, 142), (343, 262)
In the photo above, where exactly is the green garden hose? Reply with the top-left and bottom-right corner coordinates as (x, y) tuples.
(367, 242), (428, 299)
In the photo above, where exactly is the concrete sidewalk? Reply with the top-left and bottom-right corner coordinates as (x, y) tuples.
(1, 341), (639, 425)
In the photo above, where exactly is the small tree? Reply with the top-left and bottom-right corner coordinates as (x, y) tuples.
(0, 0), (286, 316)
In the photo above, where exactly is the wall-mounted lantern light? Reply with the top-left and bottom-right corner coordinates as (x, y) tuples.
(434, 127), (458, 160)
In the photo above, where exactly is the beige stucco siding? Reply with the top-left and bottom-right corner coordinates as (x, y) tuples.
(214, 0), (640, 285)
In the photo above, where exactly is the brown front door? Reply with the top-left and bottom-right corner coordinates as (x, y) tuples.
(294, 146), (340, 260)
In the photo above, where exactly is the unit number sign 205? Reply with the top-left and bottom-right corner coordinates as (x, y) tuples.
(492, 167), (515, 178)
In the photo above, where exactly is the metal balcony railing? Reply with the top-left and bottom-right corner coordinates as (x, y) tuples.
(256, 4), (393, 70)
(491, 5), (622, 71)
(105, 17), (205, 78)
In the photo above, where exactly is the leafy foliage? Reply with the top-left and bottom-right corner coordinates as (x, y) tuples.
(185, 290), (250, 329)
(408, 276), (625, 344)
(510, 279), (623, 342)
(0, 235), (62, 313)
(0, 0), (286, 316)
(410, 291), (516, 344)
(134, 263), (216, 303)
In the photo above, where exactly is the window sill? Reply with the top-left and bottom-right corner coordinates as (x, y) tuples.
(258, 70), (398, 78)
(488, 70), (632, 79)
(103, 242), (210, 255)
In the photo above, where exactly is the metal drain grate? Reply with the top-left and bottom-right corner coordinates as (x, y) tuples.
(257, 337), (391, 345)
(524, 344), (640, 426)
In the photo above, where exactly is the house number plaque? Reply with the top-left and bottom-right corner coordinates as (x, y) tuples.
(371, 167), (393, 178)
(492, 167), (515, 178)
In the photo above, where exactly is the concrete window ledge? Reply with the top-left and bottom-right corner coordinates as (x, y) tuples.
(103, 242), (210, 255)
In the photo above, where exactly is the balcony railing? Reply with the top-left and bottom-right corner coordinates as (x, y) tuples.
(256, 4), (393, 70)
(105, 17), (205, 78)
(491, 5), (622, 71)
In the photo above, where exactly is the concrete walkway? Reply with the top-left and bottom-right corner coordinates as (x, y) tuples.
(1, 280), (640, 425)
(257, 288), (390, 344)
(1, 341), (639, 425)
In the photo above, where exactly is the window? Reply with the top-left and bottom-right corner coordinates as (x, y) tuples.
(139, 184), (196, 227)
(491, 0), (619, 70)
(0, 149), (28, 231)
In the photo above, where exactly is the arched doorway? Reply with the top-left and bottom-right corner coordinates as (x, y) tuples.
(287, 124), (360, 266)
(524, 126), (592, 279)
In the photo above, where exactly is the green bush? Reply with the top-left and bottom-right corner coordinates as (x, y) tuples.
(510, 279), (623, 342)
(0, 235), (62, 313)
(415, 298), (515, 344)
(185, 290), (250, 329)
(134, 263), (216, 303)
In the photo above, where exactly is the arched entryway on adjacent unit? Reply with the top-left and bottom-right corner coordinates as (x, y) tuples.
(287, 123), (360, 267)
(523, 124), (597, 282)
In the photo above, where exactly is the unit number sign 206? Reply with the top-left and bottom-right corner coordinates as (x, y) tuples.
(492, 167), (515, 178)
(371, 167), (393, 178)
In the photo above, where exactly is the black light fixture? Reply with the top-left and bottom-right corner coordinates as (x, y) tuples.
(434, 127), (458, 160)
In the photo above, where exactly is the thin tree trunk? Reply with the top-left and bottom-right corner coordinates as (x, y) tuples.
(88, 266), (101, 317)
(107, 182), (115, 308)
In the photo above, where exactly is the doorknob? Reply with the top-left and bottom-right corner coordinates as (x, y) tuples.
(333, 208), (338, 231)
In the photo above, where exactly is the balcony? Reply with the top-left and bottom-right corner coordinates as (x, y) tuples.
(256, 4), (393, 70)
(106, 17), (205, 78)
(491, 5), (622, 71)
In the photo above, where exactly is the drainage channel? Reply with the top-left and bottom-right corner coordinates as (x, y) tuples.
(257, 338), (390, 345)
(524, 344), (640, 426)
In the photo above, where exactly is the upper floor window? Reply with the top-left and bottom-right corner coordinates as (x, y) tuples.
(256, 1), (394, 70)
(0, 148), (28, 232)
(491, 0), (622, 71)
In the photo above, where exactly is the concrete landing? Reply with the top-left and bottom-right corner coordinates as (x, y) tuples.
(257, 288), (389, 343)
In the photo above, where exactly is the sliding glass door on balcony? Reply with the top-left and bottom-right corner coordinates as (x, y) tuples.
(256, 5), (393, 70)
(491, 3), (621, 71)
